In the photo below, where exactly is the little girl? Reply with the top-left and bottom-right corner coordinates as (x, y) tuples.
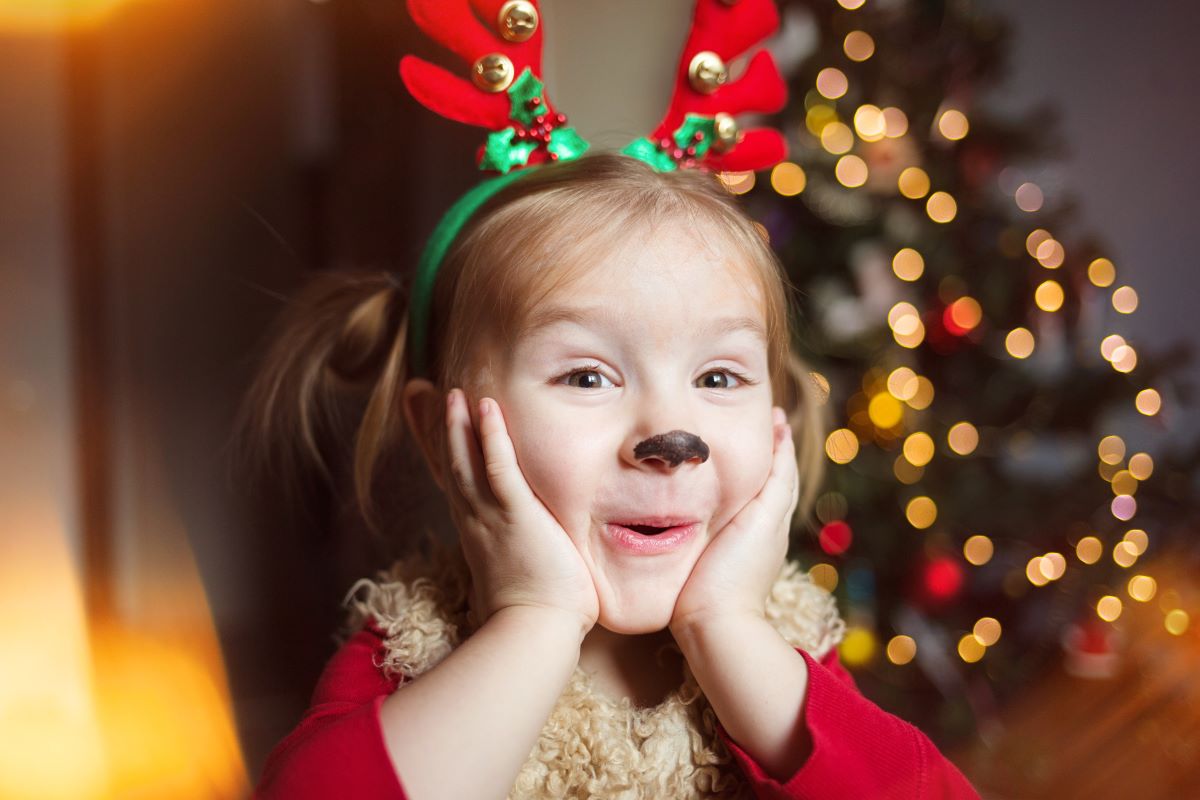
(245, 154), (979, 799)
(246, 1), (981, 796)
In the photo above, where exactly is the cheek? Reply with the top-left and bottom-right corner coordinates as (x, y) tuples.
(499, 403), (602, 525)
(710, 415), (775, 518)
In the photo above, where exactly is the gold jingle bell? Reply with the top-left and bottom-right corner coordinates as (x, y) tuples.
(688, 51), (728, 95)
(472, 53), (515, 92)
(712, 112), (740, 151)
(498, 0), (539, 43)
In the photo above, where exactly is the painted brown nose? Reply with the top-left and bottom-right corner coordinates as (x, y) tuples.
(633, 430), (710, 467)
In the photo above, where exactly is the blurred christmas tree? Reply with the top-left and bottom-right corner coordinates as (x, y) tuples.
(734, 0), (1200, 745)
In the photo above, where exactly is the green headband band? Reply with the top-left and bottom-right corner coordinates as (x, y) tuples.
(407, 169), (531, 378)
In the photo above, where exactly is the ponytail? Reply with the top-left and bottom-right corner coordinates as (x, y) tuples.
(234, 270), (411, 534)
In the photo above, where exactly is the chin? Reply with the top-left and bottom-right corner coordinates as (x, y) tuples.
(592, 572), (691, 635)
(596, 607), (673, 635)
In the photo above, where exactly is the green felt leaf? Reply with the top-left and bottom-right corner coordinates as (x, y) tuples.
(480, 128), (537, 174)
(674, 114), (717, 159)
(508, 68), (545, 127)
(621, 137), (678, 172)
(548, 127), (590, 161)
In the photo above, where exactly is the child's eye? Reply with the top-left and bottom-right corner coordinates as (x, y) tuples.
(696, 369), (749, 389)
(560, 367), (615, 390)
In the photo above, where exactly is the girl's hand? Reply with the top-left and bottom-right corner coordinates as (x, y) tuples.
(444, 388), (600, 637)
(669, 407), (799, 636)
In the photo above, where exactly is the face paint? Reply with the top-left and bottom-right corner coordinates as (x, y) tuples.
(633, 430), (710, 468)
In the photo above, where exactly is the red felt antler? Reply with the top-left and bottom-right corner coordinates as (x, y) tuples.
(399, 0), (551, 129)
(646, 0), (788, 172)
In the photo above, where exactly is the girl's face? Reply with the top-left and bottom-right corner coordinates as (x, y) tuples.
(482, 223), (777, 634)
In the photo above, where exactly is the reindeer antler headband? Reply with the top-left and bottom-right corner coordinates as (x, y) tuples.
(402, 0), (788, 377)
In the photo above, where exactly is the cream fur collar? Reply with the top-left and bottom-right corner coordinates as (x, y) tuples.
(345, 540), (845, 799)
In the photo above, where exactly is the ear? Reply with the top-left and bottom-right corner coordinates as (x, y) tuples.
(401, 377), (448, 493)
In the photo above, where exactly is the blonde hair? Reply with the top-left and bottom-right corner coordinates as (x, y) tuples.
(237, 153), (829, 541)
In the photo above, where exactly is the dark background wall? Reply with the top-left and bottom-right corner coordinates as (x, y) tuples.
(983, 0), (1200, 444)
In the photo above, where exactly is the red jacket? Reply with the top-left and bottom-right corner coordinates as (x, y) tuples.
(257, 621), (980, 799)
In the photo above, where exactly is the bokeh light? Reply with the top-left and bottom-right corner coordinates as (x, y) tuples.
(1014, 182), (1043, 212)
(1127, 575), (1157, 603)
(882, 107), (909, 137)
(1128, 452), (1153, 480)
(770, 162), (806, 196)
(1112, 285), (1139, 314)
(1025, 228), (1051, 257)
(821, 121), (855, 154)
(892, 248), (924, 281)
(853, 104), (886, 140)
(964, 534), (993, 565)
(926, 191), (957, 223)
(1098, 435), (1126, 464)
(838, 626), (876, 666)
(1100, 334), (1126, 361)
(1113, 539), (1139, 567)
(1123, 528), (1148, 556)
(1111, 494), (1137, 521)
(886, 635), (917, 665)
(973, 617), (1001, 646)
(887, 366), (919, 400)
(1088, 257), (1116, 287)
(1005, 327), (1034, 358)
(1034, 280), (1064, 312)
(947, 421), (979, 455)
(719, 171), (755, 195)
(868, 391), (904, 428)
(836, 155), (869, 187)
(938, 109), (970, 140)
(1135, 388), (1161, 416)
(905, 496), (937, 529)
(1035, 238), (1065, 268)
(907, 376), (935, 409)
(816, 67), (848, 99)
(844, 30), (875, 61)
(1165, 609), (1189, 636)
(1097, 595), (1122, 622)
(819, 520), (854, 556)
(1110, 344), (1138, 373)
(1074, 536), (1101, 564)
(808, 563), (839, 592)
(903, 432), (935, 467)
(805, 104), (838, 136)
(958, 633), (985, 663)
(825, 428), (860, 464)
(946, 297), (982, 332)
(898, 167), (930, 199)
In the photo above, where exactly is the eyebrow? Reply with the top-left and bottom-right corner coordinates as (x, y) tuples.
(521, 304), (768, 344)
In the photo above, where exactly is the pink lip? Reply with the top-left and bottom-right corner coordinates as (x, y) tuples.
(602, 522), (700, 555)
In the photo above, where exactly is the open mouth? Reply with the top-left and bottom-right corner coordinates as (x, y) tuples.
(602, 520), (700, 554)
(626, 524), (670, 536)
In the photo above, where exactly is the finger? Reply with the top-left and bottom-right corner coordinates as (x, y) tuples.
(444, 388), (497, 509)
(765, 414), (798, 512)
(476, 397), (529, 513)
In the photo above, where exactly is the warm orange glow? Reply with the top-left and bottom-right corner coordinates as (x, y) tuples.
(0, 502), (248, 798)
(0, 508), (109, 799)
(0, 0), (144, 28)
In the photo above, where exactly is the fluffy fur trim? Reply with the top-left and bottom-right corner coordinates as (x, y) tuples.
(345, 539), (846, 799)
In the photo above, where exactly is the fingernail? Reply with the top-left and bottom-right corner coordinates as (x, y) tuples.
(479, 398), (490, 417)
(446, 389), (456, 411)
(772, 407), (786, 426)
